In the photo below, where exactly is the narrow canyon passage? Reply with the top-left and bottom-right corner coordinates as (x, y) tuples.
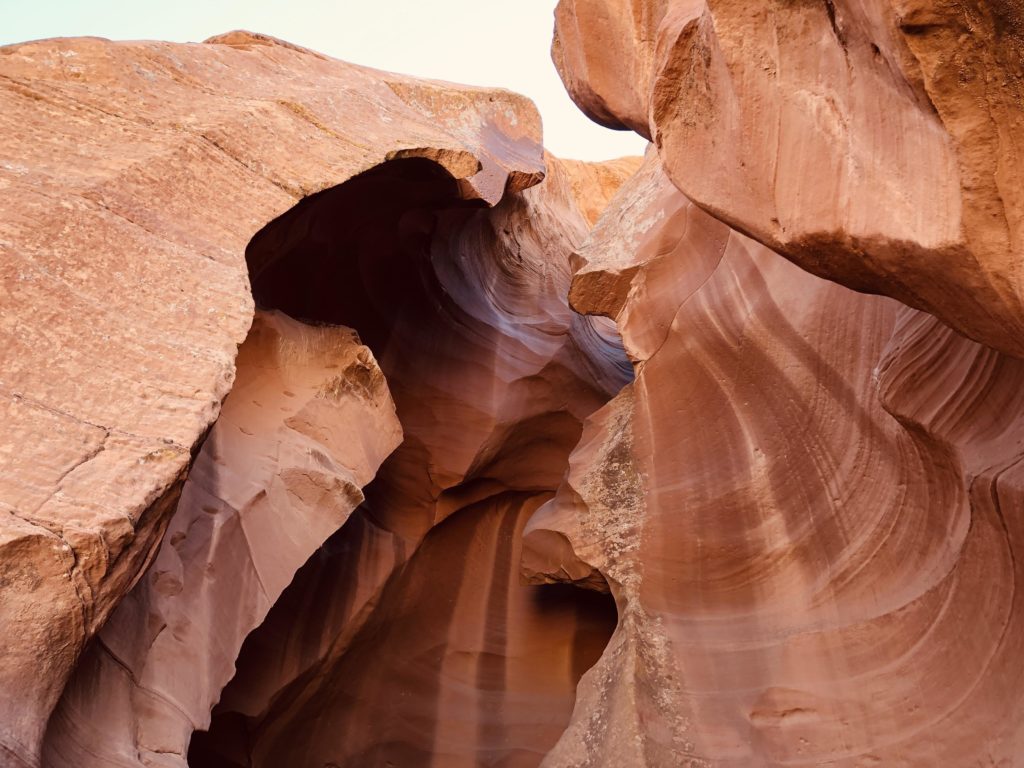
(189, 156), (632, 766)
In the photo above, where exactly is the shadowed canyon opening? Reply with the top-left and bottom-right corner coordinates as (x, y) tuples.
(184, 157), (627, 767)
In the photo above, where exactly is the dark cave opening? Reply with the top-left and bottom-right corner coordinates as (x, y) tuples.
(246, 156), (485, 349)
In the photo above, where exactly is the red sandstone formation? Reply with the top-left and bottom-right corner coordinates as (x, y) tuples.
(187, 148), (630, 768)
(535, 4), (1024, 761)
(0, 29), (600, 768)
(1, 4), (1023, 767)
(44, 311), (401, 767)
(554, 0), (1024, 358)
(525, 146), (1024, 768)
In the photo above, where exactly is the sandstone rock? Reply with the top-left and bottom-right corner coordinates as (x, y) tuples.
(42, 311), (401, 767)
(553, 0), (1024, 357)
(526, 150), (1024, 766)
(552, 0), (665, 137)
(0, 30), (553, 767)
(6, 9), (1022, 768)
(199, 495), (617, 768)
(555, 154), (644, 226)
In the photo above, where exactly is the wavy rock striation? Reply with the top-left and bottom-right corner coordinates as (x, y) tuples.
(3, 7), (1023, 768)
(553, 0), (1024, 357)
(525, 149), (1024, 766)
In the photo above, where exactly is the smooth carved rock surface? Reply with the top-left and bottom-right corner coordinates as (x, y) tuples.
(524, 150), (1024, 766)
(43, 311), (401, 767)
(0, 29), (553, 768)
(189, 152), (631, 767)
(2, 9), (1023, 768)
(553, 0), (1024, 357)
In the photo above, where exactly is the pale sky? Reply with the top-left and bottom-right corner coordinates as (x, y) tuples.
(0, 0), (648, 160)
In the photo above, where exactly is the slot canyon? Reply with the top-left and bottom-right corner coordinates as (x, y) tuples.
(1, 2), (1023, 767)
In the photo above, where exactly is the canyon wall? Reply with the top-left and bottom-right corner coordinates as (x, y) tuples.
(0, 30), (629, 767)
(44, 310), (402, 767)
(554, 0), (1024, 357)
(527, 2), (1024, 765)
(0, 3), (1022, 766)
(526, 147), (1024, 767)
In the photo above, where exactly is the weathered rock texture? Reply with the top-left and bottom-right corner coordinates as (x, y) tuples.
(542, 16), (1024, 755)
(0, 30), (613, 768)
(187, 145), (632, 767)
(553, 0), (1024, 357)
(43, 310), (401, 767)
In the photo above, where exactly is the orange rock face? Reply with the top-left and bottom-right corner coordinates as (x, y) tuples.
(540, 3), (1024, 761)
(2, 6), (1023, 768)
(44, 311), (401, 767)
(0, 29), (558, 766)
(554, 0), (1024, 357)
(524, 149), (1024, 765)
(0, 29), (631, 768)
